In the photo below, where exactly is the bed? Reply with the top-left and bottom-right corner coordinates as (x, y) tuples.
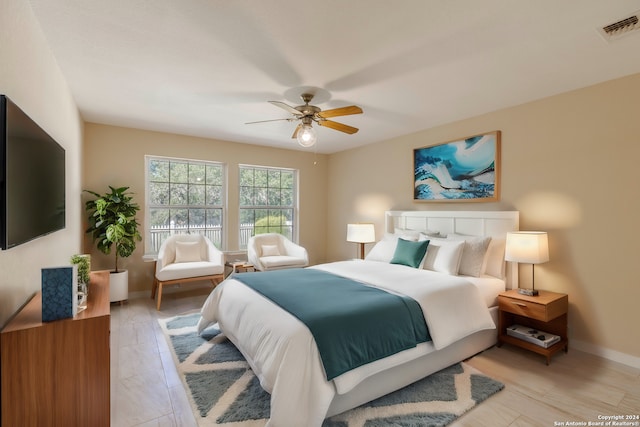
(197, 210), (519, 426)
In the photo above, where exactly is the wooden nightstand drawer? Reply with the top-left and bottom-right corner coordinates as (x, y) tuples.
(498, 292), (567, 322)
(499, 296), (546, 320)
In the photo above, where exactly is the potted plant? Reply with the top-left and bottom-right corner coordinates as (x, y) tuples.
(84, 186), (142, 302)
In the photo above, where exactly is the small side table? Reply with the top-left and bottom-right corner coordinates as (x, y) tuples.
(497, 289), (568, 365)
(225, 261), (255, 278)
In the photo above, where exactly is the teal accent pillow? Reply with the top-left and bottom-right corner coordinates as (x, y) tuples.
(390, 238), (429, 268)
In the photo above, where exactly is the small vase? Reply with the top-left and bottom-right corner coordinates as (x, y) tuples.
(78, 282), (88, 311)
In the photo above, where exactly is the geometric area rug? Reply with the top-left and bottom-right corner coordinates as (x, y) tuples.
(159, 313), (504, 427)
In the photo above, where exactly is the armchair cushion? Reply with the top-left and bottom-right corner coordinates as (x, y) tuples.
(260, 255), (307, 269)
(175, 241), (202, 263)
(156, 261), (223, 282)
(261, 244), (281, 257)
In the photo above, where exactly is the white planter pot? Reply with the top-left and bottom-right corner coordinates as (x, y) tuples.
(109, 270), (128, 303)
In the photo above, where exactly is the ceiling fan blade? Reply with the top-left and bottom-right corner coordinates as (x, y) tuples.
(317, 105), (362, 119)
(318, 119), (359, 134)
(245, 118), (293, 124)
(291, 123), (302, 139)
(269, 101), (303, 116)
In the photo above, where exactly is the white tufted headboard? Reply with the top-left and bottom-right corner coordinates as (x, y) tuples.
(385, 210), (520, 288)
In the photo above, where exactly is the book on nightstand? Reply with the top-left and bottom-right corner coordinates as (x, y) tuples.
(506, 324), (561, 348)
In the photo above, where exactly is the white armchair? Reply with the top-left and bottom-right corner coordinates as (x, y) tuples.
(151, 234), (224, 310)
(247, 233), (309, 271)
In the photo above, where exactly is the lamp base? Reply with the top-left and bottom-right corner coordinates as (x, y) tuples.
(518, 288), (539, 296)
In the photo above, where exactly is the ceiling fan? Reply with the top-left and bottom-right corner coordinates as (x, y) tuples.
(246, 93), (363, 147)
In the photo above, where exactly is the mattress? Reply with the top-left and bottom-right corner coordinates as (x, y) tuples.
(463, 274), (506, 308)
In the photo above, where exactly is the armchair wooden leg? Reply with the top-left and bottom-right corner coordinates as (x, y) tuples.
(156, 282), (163, 311)
(151, 277), (158, 299)
(154, 274), (222, 310)
(209, 274), (224, 288)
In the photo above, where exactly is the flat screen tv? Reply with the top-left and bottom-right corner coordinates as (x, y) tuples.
(0, 95), (65, 250)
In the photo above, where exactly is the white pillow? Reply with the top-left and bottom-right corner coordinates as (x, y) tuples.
(422, 239), (464, 275)
(447, 234), (491, 277)
(174, 241), (202, 263)
(393, 228), (420, 241)
(482, 238), (506, 278)
(419, 231), (441, 240)
(365, 234), (399, 263)
(261, 244), (281, 257)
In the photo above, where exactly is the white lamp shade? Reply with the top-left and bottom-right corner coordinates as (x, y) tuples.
(346, 223), (375, 243)
(505, 231), (549, 264)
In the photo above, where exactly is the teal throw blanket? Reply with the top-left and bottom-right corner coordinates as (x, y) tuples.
(233, 268), (430, 380)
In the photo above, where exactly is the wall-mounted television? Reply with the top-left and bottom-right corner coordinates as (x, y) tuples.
(1, 95), (65, 250)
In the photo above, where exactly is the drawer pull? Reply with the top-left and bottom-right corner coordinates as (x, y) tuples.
(511, 302), (527, 307)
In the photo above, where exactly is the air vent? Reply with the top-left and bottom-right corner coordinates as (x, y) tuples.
(598, 12), (640, 42)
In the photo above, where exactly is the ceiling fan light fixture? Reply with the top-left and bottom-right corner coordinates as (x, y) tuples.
(250, 92), (362, 147)
(297, 123), (317, 147)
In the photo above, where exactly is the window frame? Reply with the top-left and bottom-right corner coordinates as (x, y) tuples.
(238, 164), (299, 249)
(144, 155), (227, 255)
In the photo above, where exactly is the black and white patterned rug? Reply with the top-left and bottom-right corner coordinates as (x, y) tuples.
(159, 313), (504, 427)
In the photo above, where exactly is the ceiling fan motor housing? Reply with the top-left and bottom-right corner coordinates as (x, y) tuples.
(295, 93), (321, 117)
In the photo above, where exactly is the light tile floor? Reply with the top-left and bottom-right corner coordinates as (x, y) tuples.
(111, 286), (640, 427)
(111, 284), (211, 427)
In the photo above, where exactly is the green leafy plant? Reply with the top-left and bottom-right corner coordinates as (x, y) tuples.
(70, 254), (91, 285)
(84, 186), (142, 273)
(254, 215), (288, 235)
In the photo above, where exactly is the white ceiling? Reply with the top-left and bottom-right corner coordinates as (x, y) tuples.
(28, 0), (640, 154)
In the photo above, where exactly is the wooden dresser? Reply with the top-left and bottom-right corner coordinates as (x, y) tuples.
(1, 270), (110, 427)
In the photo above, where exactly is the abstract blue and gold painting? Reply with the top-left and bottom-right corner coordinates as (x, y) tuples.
(414, 131), (500, 201)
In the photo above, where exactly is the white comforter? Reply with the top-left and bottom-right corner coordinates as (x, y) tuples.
(197, 260), (495, 427)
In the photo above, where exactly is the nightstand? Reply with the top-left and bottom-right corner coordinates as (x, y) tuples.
(497, 289), (568, 365)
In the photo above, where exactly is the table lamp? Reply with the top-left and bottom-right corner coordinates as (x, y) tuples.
(346, 223), (375, 259)
(505, 231), (549, 296)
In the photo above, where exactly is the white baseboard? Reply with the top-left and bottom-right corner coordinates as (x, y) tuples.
(571, 339), (640, 369)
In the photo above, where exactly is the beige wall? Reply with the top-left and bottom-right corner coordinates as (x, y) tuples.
(83, 124), (328, 293)
(0, 1), (83, 326)
(327, 73), (640, 362)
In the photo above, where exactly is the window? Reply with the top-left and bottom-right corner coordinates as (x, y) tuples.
(239, 165), (297, 249)
(145, 156), (225, 254)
